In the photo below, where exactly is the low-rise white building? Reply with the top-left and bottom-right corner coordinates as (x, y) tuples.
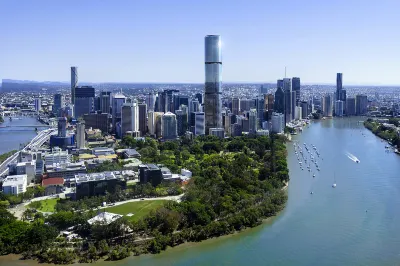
(2, 175), (27, 195)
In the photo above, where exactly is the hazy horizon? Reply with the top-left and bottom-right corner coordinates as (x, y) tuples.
(1, 0), (400, 85)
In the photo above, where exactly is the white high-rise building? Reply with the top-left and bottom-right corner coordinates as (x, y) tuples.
(271, 112), (285, 133)
(76, 122), (86, 149)
(162, 112), (177, 140)
(249, 109), (257, 134)
(121, 100), (139, 136)
(335, 100), (344, 117)
(2, 175), (27, 195)
(295, 106), (302, 120)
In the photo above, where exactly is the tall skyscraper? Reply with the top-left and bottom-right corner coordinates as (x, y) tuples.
(300, 101), (309, 119)
(162, 112), (177, 140)
(266, 94), (274, 121)
(249, 109), (257, 134)
(34, 98), (41, 113)
(322, 94), (333, 117)
(190, 112), (205, 136)
(283, 78), (292, 124)
(232, 98), (240, 115)
(292, 77), (301, 104)
(138, 103), (147, 136)
(204, 35), (222, 134)
(121, 100), (139, 136)
(336, 73), (343, 101)
(335, 100), (344, 117)
(356, 95), (368, 115)
(274, 81), (285, 114)
(291, 91), (296, 120)
(74, 86), (95, 119)
(58, 117), (67, 137)
(176, 109), (188, 136)
(76, 122), (86, 149)
(71, 66), (78, 104)
(146, 93), (156, 111)
(53, 94), (64, 116)
(346, 97), (356, 116)
(256, 97), (265, 127)
(195, 93), (203, 104)
(111, 93), (126, 134)
(100, 91), (112, 114)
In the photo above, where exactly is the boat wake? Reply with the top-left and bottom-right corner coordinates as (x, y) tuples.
(345, 152), (360, 163)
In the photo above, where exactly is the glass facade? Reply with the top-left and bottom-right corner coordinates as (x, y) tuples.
(204, 35), (222, 134)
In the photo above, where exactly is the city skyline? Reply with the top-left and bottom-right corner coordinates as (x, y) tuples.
(1, 1), (400, 85)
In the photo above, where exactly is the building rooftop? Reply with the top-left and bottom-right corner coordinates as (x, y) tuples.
(75, 172), (117, 184)
(42, 177), (64, 187)
(87, 212), (122, 225)
(3, 175), (27, 186)
(124, 149), (141, 157)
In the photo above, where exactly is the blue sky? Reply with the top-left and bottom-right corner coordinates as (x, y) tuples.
(1, 0), (399, 85)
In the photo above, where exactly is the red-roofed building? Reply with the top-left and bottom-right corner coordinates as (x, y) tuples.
(42, 177), (65, 196)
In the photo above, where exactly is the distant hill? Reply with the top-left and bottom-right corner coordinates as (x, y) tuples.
(1, 79), (70, 92)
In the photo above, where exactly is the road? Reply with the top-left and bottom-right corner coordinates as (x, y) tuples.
(104, 194), (184, 208)
(0, 128), (57, 178)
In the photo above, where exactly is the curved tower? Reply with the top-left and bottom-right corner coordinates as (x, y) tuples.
(71, 66), (78, 104)
(204, 35), (222, 134)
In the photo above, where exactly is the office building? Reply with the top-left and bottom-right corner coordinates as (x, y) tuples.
(139, 164), (163, 186)
(34, 98), (41, 113)
(322, 94), (333, 117)
(230, 123), (242, 137)
(176, 110), (187, 136)
(146, 93), (156, 111)
(265, 94), (274, 120)
(292, 77), (301, 104)
(100, 91), (112, 114)
(74, 86), (95, 118)
(274, 81), (285, 114)
(195, 93), (203, 104)
(209, 128), (225, 138)
(47, 161), (87, 180)
(249, 109), (257, 134)
(58, 117), (67, 137)
(75, 172), (126, 200)
(138, 103), (147, 136)
(53, 94), (64, 116)
(83, 112), (111, 133)
(294, 106), (302, 120)
(112, 93), (126, 133)
(76, 122), (86, 149)
(256, 97), (265, 126)
(240, 99), (256, 113)
(283, 78), (292, 124)
(271, 112), (285, 133)
(121, 101), (139, 136)
(291, 91), (296, 120)
(346, 97), (356, 116)
(256, 129), (269, 136)
(190, 99), (200, 113)
(162, 112), (177, 140)
(2, 175), (27, 195)
(336, 73), (343, 101)
(45, 147), (72, 166)
(232, 97), (240, 115)
(260, 84), (269, 95)
(204, 35), (222, 134)
(300, 101), (309, 119)
(173, 95), (189, 112)
(71, 66), (78, 104)
(335, 100), (344, 117)
(190, 112), (205, 136)
(356, 95), (368, 115)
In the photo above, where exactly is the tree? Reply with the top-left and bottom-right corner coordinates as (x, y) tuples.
(0, 208), (16, 227)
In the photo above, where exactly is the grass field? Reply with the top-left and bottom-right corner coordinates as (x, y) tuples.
(104, 200), (167, 221)
(29, 198), (59, 212)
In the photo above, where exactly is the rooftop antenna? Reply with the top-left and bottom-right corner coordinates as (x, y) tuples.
(285, 66), (287, 78)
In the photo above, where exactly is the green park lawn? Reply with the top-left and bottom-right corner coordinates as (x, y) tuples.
(29, 198), (59, 212)
(105, 200), (167, 221)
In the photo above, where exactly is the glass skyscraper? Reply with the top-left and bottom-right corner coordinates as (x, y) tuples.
(204, 35), (222, 134)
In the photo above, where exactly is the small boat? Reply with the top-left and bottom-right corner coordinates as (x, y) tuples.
(310, 191), (314, 194)
(313, 174), (315, 177)
(332, 172), (337, 188)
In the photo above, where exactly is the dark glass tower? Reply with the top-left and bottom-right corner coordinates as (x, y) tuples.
(336, 73), (343, 100)
(204, 35), (222, 134)
(292, 77), (301, 104)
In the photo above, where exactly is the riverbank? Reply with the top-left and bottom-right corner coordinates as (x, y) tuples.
(364, 119), (400, 153)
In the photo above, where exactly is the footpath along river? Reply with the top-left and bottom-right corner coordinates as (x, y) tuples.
(2, 117), (400, 266)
